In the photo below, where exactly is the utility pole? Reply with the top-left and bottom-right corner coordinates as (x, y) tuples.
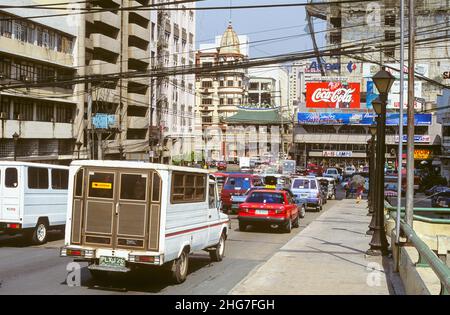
(87, 83), (92, 159)
(97, 132), (103, 160)
(405, 0), (415, 227)
(396, 0), (406, 246)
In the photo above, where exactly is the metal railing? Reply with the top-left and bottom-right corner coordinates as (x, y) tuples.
(400, 221), (450, 295)
(385, 205), (450, 295)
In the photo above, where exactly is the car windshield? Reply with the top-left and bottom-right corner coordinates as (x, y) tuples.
(292, 179), (317, 189)
(246, 192), (285, 204)
(224, 177), (251, 190)
(327, 169), (337, 174)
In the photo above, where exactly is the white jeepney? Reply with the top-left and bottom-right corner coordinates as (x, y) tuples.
(61, 160), (229, 283)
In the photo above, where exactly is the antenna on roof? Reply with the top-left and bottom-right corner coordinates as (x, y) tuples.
(229, 0), (232, 25)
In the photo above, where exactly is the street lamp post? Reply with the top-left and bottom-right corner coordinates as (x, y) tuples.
(366, 125), (378, 235)
(12, 132), (19, 161)
(367, 69), (395, 256)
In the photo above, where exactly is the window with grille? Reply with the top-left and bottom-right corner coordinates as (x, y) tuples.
(202, 81), (212, 88)
(171, 172), (206, 203)
(202, 98), (212, 105)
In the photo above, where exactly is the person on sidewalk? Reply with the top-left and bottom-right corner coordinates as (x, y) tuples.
(356, 183), (364, 204)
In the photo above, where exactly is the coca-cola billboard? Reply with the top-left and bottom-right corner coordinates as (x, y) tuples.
(306, 82), (361, 108)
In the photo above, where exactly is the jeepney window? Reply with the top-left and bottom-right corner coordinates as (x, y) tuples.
(88, 172), (114, 199)
(5, 168), (18, 188)
(152, 172), (161, 202)
(28, 167), (49, 189)
(171, 172), (206, 203)
(208, 183), (216, 208)
(120, 174), (147, 201)
(51, 169), (68, 190)
(195, 175), (206, 199)
(74, 169), (84, 197)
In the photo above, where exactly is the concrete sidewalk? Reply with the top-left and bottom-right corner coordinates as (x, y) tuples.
(230, 199), (404, 295)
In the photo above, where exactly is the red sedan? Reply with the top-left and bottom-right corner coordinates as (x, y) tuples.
(238, 189), (300, 233)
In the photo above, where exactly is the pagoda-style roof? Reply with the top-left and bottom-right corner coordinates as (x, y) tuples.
(224, 107), (289, 125)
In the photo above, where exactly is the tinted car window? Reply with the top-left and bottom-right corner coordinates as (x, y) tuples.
(246, 192), (285, 204)
(224, 177), (251, 190)
(5, 168), (18, 188)
(292, 179), (310, 189)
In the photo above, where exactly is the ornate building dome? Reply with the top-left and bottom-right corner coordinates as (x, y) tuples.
(219, 22), (241, 55)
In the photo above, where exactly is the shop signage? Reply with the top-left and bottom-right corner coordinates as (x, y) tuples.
(306, 61), (340, 72)
(394, 135), (431, 143)
(323, 151), (353, 157)
(306, 82), (361, 109)
(297, 112), (432, 126)
(92, 114), (118, 129)
(414, 149), (431, 160)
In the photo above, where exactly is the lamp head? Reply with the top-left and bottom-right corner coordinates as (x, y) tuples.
(372, 67), (396, 95)
(12, 132), (19, 141)
(372, 97), (383, 115)
(369, 125), (377, 136)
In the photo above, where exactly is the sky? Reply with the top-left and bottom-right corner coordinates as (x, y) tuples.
(196, 0), (326, 59)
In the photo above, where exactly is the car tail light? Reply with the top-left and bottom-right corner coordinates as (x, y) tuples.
(275, 207), (285, 214)
(6, 223), (21, 229)
(241, 208), (249, 213)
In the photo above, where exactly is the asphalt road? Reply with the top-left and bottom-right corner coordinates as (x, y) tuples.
(0, 191), (346, 295)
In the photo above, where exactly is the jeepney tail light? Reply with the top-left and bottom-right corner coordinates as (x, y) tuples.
(129, 255), (160, 264)
(60, 248), (95, 258)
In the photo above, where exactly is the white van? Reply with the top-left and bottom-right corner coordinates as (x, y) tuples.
(60, 160), (229, 283)
(0, 161), (69, 244)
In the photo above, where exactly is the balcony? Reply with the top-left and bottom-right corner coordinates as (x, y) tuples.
(90, 60), (120, 75)
(128, 91), (149, 106)
(94, 11), (121, 29)
(128, 47), (149, 63)
(129, 1), (150, 20)
(127, 116), (148, 129)
(129, 23), (150, 43)
(91, 33), (120, 55)
(0, 120), (73, 139)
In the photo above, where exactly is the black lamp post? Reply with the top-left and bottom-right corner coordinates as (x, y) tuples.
(75, 141), (82, 160)
(12, 132), (19, 161)
(366, 125), (378, 235)
(367, 68), (395, 256)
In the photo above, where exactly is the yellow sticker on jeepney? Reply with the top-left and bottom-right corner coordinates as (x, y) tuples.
(92, 182), (112, 189)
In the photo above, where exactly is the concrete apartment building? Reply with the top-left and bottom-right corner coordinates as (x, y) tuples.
(0, 5), (77, 163)
(292, 0), (450, 168)
(248, 66), (289, 110)
(154, 1), (196, 163)
(70, 0), (195, 163)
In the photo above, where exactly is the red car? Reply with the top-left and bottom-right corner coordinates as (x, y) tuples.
(220, 174), (263, 213)
(217, 161), (227, 171)
(238, 189), (300, 232)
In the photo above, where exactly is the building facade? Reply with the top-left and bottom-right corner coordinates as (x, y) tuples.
(0, 7), (77, 163)
(71, 0), (196, 163)
(195, 23), (249, 131)
(293, 0), (450, 169)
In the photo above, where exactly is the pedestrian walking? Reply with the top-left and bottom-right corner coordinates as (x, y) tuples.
(356, 183), (364, 204)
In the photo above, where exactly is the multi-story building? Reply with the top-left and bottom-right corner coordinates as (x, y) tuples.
(248, 66), (289, 110)
(195, 23), (249, 131)
(0, 8), (77, 163)
(293, 0), (450, 168)
(152, 1), (196, 164)
(70, 0), (195, 163)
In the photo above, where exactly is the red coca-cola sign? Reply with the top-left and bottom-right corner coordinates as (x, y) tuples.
(306, 82), (361, 108)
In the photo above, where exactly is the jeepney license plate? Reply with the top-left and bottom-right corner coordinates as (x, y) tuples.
(255, 209), (268, 215)
(300, 193), (308, 198)
(99, 256), (126, 267)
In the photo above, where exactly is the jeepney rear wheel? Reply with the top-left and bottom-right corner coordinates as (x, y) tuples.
(171, 249), (189, 284)
(31, 221), (48, 245)
(210, 232), (226, 262)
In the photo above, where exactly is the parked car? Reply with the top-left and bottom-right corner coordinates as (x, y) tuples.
(435, 194), (450, 208)
(431, 189), (450, 208)
(344, 166), (356, 177)
(217, 161), (227, 171)
(221, 174), (264, 213)
(306, 164), (323, 177)
(425, 185), (448, 196)
(291, 176), (323, 211)
(323, 168), (341, 182)
(238, 189), (300, 232)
